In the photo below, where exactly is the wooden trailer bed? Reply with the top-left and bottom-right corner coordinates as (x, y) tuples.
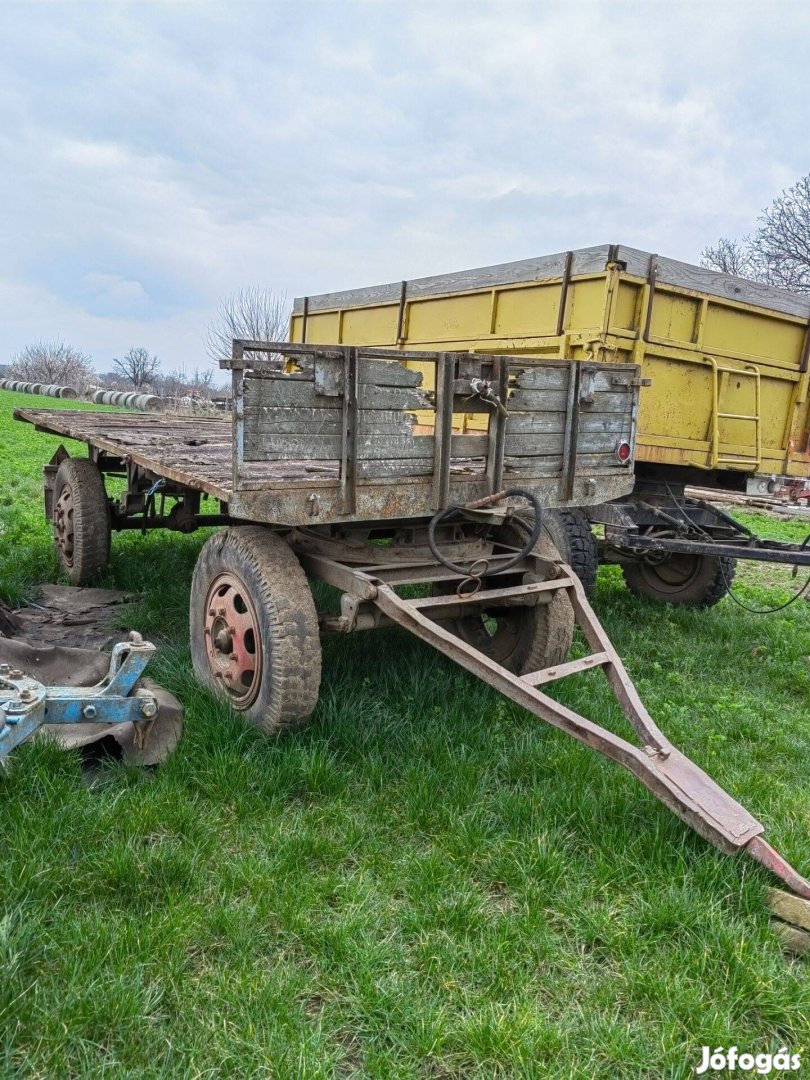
(14, 408), (350, 499)
(15, 343), (641, 527)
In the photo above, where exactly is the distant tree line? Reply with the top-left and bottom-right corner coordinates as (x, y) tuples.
(7, 289), (291, 396)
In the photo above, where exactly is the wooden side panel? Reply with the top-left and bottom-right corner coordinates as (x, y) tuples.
(241, 350), (636, 489)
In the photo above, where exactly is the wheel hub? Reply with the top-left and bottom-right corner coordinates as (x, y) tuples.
(642, 552), (701, 588)
(203, 572), (263, 709)
(54, 485), (74, 565)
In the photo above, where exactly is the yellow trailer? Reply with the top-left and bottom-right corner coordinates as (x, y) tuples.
(291, 246), (810, 606)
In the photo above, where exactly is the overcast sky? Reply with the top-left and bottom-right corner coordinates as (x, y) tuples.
(1, 0), (807, 374)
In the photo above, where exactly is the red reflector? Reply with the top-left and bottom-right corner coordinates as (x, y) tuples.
(616, 440), (632, 464)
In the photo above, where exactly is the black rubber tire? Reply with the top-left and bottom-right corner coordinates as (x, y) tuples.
(52, 457), (111, 585)
(622, 549), (737, 607)
(190, 527), (322, 733)
(541, 509), (598, 596)
(436, 522), (574, 675)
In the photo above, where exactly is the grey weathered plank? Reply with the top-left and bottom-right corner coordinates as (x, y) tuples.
(767, 888), (810, 933)
(505, 412), (627, 435)
(244, 433), (432, 462)
(292, 354), (424, 388)
(293, 244), (810, 323)
(655, 255), (810, 319)
(504, 432), (619, 456)
(504, 451), (623, 472)
(514, 367), (635, 392)
(508, 389), (632, 413)
(772, 922), (810, 957)
(511, 366), (571, 391)
(244, 432), (488, 462)
(244, 379), (431, 411)
(247, 406), (416, 436)
(293, 246), (619, 314)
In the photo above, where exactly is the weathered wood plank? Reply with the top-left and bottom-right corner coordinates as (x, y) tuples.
(656, 255), (810, 320)
(513, 367), (636, 392)
(768, 888), (810, 933)
(244, 432), (488, 462)
(292, 246), (614, 313)
(508, 389), (632, 412)
(244, 433), (430, 461)
(247, 406), (416, 436)
(511, 366), (571, 391)
(244, 379), (431, 411)
(357, 459), (485, 479)
(505, 412), (628, 435)
(292, 354), (424, 388)
(772, 922), (810, 957)
(504, 451), (624, 472)
(504, 432), (620, 456)
(294, 244), (810, 322)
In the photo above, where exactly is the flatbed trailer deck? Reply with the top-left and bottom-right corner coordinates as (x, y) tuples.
(14, 408), (350, 502)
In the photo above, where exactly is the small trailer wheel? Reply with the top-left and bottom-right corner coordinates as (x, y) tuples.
(52, 457), (111, 585)
(190, 527), (322, 733)
(435, 520), (574, 675)
(622, 547), (737, 607)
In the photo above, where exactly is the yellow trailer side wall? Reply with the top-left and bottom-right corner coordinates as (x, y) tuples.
(291, 269), (810, 477)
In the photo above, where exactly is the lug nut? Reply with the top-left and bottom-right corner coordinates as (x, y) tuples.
(19, 688), (35, 702)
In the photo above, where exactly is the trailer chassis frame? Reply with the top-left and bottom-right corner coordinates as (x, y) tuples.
(288, 525), (810, 901)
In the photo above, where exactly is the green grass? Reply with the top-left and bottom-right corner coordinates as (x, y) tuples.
(2, 388), (810, 1078)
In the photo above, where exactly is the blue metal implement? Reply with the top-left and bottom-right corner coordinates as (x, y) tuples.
(0, 631), (157, 761)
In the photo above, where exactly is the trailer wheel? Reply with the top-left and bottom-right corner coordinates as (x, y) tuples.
(435, 522), (574, 675)
(622, 547), (737, 607)
(190, 527), (322, 733)
(539, 509), (598, 596)
(52, 457), (111, 585)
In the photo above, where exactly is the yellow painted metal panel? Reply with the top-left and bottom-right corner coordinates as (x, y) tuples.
(637, 357), (711, 442)
(305, 311), (341, 344)
(650, 294), (700, 345)
(703, 304), (806, 366)
(611, 281), (642, 332)
(341, 303), (399, 345)
(493, 284), (559, 335)
(406, 292), (493, 341)
(565, 278), (607, 333)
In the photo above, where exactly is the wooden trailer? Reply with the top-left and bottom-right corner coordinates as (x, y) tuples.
(11, 342), (810, 921)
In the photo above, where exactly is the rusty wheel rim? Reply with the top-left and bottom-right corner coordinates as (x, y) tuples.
(203, 572), (263, 709)
(54, 484), (75, 566)
(641, 553), (702, 591)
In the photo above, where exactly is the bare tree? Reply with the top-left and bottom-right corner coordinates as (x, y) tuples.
(700, 237), (759, 278)
(112, 347), (161, 389)
(189, 367), (216, 398)
(701, 174), (810, 294)
(206, 287), (290, 363)
(10, 341), (94, 388)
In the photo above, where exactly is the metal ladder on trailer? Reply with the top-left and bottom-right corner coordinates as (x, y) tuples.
(297, 535), (810, 901)
(707, 355), (762, 471)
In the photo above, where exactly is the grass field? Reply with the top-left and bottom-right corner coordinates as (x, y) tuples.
(1, 388), (809, 1079)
